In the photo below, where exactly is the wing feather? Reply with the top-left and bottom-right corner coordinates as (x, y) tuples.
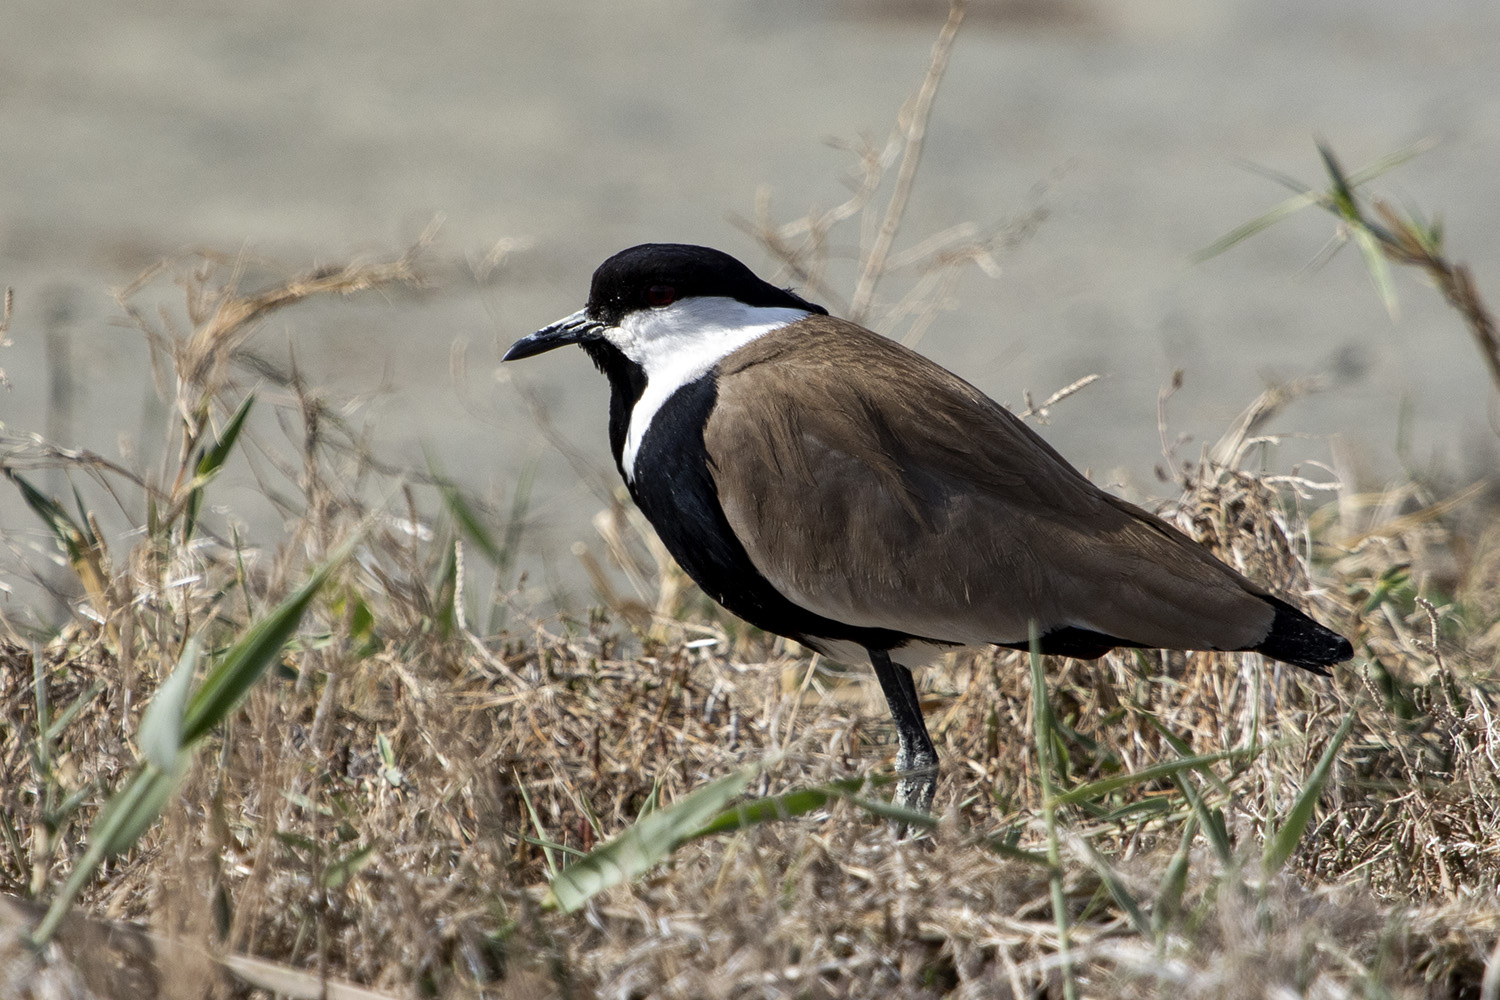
(704, 317), (1275, 652)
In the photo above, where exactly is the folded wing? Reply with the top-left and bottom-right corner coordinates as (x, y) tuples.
(705, 317), (1279, 654)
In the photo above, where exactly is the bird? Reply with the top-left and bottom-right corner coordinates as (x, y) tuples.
(503, 243), (1353, 811)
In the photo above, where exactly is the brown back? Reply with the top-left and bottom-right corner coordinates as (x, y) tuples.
(703, 316), (1276, 651)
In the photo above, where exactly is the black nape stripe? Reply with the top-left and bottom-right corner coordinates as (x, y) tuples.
(627, 373), (914, 651)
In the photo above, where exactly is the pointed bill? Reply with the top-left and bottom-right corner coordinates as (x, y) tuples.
(503, 308), (604, 361)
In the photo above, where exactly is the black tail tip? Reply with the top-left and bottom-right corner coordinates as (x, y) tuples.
(1251, 596), (1353, 674)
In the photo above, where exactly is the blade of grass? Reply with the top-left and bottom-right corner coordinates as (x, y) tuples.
(547, 764), (755, 913)
(1030, 627), (1078, 1000)
(1191, 191), (1323, 264)
(1353, 225), (1400, 320)
(1170, 772), (1232, 866)
(44, 679), (106, 744)
(498, 457), (536, 581)
(1051, 745), (1258, 806)
(0, 811), (23, 885)
(983, 833), (1052, 867)
(1135, 714), (1234, 861)
(6, 471), (112, 618)
(441, 484), (504, 566)
(694, 777), (867, 836)
(322, 843), (376, 890)
(181, 538), (352, 744)
(1152, 814), (1200, 943)
(137, 639), (199, 771)
(515, 775), (560, 880)
(1263, 712), (1357, 874)
(1140, 714), (1234, 796)
(183, 393), (255, 539)
(8, 471), (88, 562)
(28, 765), (179, 947)
(32, 648), (50, 778)
(1073, 834), (1150, 937)
(835, 792), (937, 831)
(1192, 138), (1435, 264)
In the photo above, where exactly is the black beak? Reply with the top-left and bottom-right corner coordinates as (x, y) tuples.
(503, 309), (603, 361)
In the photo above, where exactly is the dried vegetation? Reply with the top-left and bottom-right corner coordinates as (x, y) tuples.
(3, 5), (1500, 997)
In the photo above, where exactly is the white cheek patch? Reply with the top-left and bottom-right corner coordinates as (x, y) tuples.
(613, 296), (809, 480)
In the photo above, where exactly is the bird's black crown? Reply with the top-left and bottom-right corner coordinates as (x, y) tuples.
(585, 243), (828, 326)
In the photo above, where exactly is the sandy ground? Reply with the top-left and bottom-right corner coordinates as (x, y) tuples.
(1, 0), (1497, 616)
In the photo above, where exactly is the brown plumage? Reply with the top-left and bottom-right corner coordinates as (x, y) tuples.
(708, 315), (1278, 654)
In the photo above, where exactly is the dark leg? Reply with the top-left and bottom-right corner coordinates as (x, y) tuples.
(868, 648), (939, 812)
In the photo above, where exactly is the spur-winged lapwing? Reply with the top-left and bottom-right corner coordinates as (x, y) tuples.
(504, 243), (1353, 810)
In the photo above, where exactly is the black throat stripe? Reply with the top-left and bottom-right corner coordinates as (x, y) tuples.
(626, 373), (915, 652)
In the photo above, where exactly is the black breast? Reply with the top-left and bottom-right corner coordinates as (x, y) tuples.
(626, 373), (913, 651)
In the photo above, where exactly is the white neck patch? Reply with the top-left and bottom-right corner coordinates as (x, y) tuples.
(612, 296), (809, 481)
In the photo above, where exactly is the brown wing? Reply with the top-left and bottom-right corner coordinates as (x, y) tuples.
(704, 316), (1275, 651)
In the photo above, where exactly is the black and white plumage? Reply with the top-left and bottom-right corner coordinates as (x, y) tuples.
(504, 243), (1354, 810)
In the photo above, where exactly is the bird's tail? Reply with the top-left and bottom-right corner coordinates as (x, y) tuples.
(1247, 596), (1353, 674)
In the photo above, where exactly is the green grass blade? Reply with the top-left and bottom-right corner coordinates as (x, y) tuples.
(837, 792), (938, 831)
(1316, 141), (1359, 219)
(1075, 835), (1150, 936)
(1152, 814), (1199, 941)
(520, 834), (587, 860)
(1051, 745), (1255, 806)
(1190, 190), (1322, 264)
(26, 553), (346, 951)
(431, 539), (459, 639)
(6, 470), (89, 562)
(1193, 138), (1435, 265)
(197, 394), (255, 478)
(1140, 714), (1231, 794)
(1263, 712), (1357, 874)
(439, 481), (505, 567)
(983, 833), (1051, 867)
(694, 777), (866, 836)
(1342, 137), (1437, 188)
(1229, 156), (1315, 198)
(185, 393), (255, 539)
(498, 458), (536, 581)
(51, 785), (94, 825)
(1353, 225), (1400, 320)
(1170, 772), (1232, 866)
(515, 776), (560, 879)
(91, 764), (182, 858)
(322, 843), (376, 890)
(181, 540), (351, 745)
(69, 485), (100, 548)
(28, 765), (179, 947)
(138, 639), (200, 771)
(695, 773), (942, 836)
(547, 765), (754, 913)
(32, 647), (50, 775)
(1030, 629), (1078, 1000)
(45, 680), (106, 744)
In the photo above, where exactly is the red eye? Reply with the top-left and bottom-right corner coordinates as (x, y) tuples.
(646, 285), (676, 308)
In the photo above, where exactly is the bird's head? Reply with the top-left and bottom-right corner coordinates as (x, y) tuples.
(502, 243), (826, 374)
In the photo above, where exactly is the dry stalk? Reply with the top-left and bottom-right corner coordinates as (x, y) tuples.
(1367, 198), (1500, 394)
(848, 0), (966, 324)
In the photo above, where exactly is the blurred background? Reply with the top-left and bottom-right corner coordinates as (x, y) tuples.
(2, 0), (1497, 619)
